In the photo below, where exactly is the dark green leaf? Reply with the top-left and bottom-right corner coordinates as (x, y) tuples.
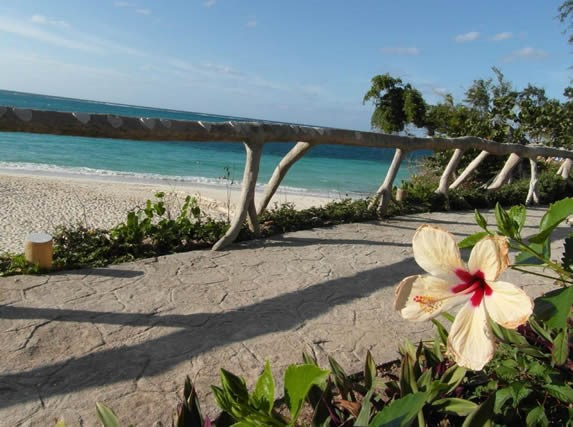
(368, 392), (428, 427)
(459, 232), (489, 249)
(534, 286), (573, 329)
(530, 198), (573, 244)
(284, 364), (329, 424)
(400, 351), (418, 395)
(495, 203), (515, 238)
(525, 406), (549, 427)
(431, 398), (478, 416)
(462, 393), (495, 427)
(552, 329), (569, 366)
(220, 369), (249, 404)
(543, 384), (573, 403)
(475, 209), (488, 230)
(441, 365), (467, 394)
(508, 205), (526, 235)
(510, 382), (532, 405)
(493, 387), (512, 413)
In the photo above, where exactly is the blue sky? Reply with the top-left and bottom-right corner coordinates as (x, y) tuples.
(0, 1), (570, 130)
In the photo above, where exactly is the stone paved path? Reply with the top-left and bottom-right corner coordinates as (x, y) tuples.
(0, 208), (563, 426)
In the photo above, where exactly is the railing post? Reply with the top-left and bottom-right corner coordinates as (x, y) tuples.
(212, 139), (263, 251)
(449, 150), (489, 189)
(257, 141), (313, 215)
(558, 158), (572, 179)
(526, 158), (539, 205)
(368, 148), (404, 214)
(436, 148), (464, 195)
(487, 153), (522, 191)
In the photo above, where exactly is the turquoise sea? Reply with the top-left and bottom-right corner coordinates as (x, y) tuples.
(0, 89), (425, 197)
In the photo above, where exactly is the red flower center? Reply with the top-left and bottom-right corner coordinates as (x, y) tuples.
(452, 269), (492, 307)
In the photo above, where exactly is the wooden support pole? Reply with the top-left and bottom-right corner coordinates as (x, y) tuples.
(487, 153), (522, 191)
(24, 233), (53, 269)
(257, 141), (313, 215)
(558, 158), (572, 179)
(436, 148), (464, 195)
(449, 150), (489, 190)
(368, 148), (404, 214)
(213, 141), (263, 251)
(526, 158), (539, 205)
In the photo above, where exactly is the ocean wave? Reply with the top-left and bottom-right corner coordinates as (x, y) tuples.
(0, 161), (341, 196)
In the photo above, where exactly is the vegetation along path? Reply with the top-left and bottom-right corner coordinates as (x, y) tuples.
(0, 208), (563, 426)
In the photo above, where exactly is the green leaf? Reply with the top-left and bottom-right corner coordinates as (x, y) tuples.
(495, 203), (515, 238)
(253, 361), (275, 414)
(364, 350), (377, 391)
(96, 402), (122, 427)
(399, 350), (418, 395)
(543, 384), (573, 403)
(368, 392), (428, 427)
(529, 197), (573, 244)
(475, 209), (488, 230)
(534, 286), (573, 329)
(431, 398), (478, 416)
(525, 406), (549, 427)
(510, 382), (532, 405)
(552, 329), (569, 365)
(459, 232), (489, 249)
(493, 387), (513, 413)
(355, 390), (374, 427)
(220, 369), (249, 404)
(441, 365), (467, 394)
(562, 233), (573, 272)
(508, 205), (526, 235)
(284, 364), (329, 424)
(462, 393), (495, 427)
(55, 421), (67, 427)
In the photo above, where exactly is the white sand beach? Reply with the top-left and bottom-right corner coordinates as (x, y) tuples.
(0, 172), (336, 253)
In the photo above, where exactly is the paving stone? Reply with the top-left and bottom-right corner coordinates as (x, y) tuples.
(0, 210), (565, 425)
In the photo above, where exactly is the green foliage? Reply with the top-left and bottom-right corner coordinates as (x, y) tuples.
(0, 252), (39, 276)
(363, 73), (426, 133)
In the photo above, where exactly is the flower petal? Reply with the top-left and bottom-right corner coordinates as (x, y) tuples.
(484, 280), (533, 329)
(467, 236), (509, 281)
(447, 302), (495, 370)
(394, 274), (467, 321)
(412, 225), (464, 280)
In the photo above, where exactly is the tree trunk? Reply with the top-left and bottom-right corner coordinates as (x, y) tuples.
(526, 158), (539, 205)
(487, 153), (521, 191)
(368, 148), (404, 214)
(436, 148), (463, 195)
(257, 141), (313, 215)
(213, 141), (263, 251)
(449, 150), (489, 189)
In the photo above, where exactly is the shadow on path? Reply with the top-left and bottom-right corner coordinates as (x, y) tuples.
(0, 257), (417, 409)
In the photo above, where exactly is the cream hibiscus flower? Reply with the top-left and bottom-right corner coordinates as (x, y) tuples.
(394, 224), (533, 370)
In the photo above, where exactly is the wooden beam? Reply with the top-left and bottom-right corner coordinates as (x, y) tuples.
(368, 148), (404, 214)
(449, 150), (489, 190)
(436, 148), (463, 195)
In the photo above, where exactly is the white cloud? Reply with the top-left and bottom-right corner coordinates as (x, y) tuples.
(204, 0), (216, 7)
(504, 47), (548, 62)
(454, 31), (480, 43)
(379, 47), (420, 55)
(30, 14), (70, 28)
(136, 8), (151, 15)
(246, 19), (257, 28)
(492, 32), (512, 41)
(0, 16), (147, 57)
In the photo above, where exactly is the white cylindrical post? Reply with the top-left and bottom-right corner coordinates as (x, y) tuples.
(24, 232), (53, 269)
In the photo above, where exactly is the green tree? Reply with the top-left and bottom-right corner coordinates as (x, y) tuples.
(363, 73), (426, 133)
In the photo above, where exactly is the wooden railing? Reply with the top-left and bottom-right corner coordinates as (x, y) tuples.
(2, 106), (573, 250)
